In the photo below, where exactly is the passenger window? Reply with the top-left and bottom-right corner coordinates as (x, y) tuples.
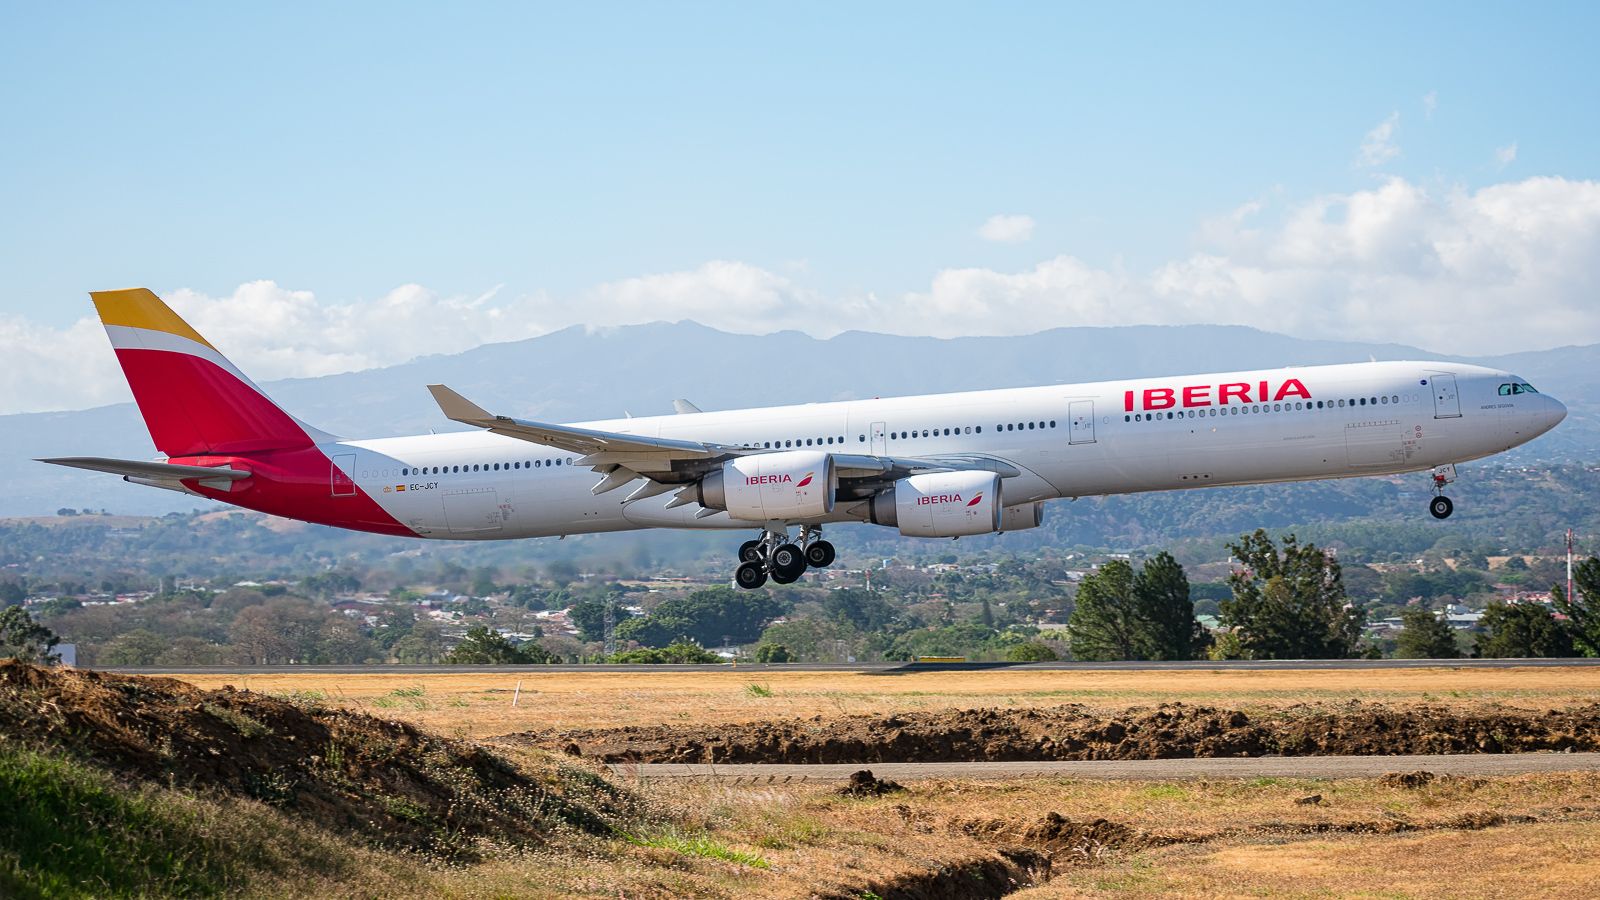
(976, 426), (982, 433)
(859, 435), (865, 442)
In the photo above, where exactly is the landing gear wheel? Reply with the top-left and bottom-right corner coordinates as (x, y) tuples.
(1429, 496), (1454, 520)
(804, 540), (836, 568)
(735, 561), (768, 589)
(737, 539), (764, 563)
(769, 543), (807, 582)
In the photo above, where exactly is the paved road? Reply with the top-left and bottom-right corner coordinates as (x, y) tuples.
(610, 753), (1600, 783)
(107, 658), (1600, 675)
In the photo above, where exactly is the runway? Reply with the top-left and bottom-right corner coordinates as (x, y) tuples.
(611, 752), (1600, 783)
(107, 657), (1600, 675)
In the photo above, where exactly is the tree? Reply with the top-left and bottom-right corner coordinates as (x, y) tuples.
(822, 588), (896, 633)
(1005, 641), (1059, 662)
(1552, 557), (1600, 657)
(301, 570), (360, 600)
(391, 620), (447, 663)
(569, 597), (635, 643)
(1132, 552), (1208, 660)
(758, 616), (856, 662)
(97, 628), (167, 665)
(1068, 561), (1139, 660)
(753, 642), (793, 663)
(0, 580), (24, 608)
(1221, 530), (1363, 659)
(616, 587), (785, 648)
(228, 598), (326, 664)
(1475, 602), (1573, 658)
(444, 626), (552, 664)
(608, 640), (720, 664)
(0, 607), (60, 663)
(1394, 607), (1461, 659)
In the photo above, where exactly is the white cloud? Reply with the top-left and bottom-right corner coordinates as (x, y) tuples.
(1495, 142), (1518, 168)
(977, 213), (1036, 243)
(4, 176), (1599, 414)
(1422, 90), (1438, 119)
(1357, 112), (1401, 168)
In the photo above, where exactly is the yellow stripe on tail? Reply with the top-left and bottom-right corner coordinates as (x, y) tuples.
(89, 288), (216, 350)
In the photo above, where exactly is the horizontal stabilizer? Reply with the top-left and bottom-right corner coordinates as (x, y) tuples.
(37, 456), (251, 482)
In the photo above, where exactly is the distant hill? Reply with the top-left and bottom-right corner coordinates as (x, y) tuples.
(5, 321), (1595, 516)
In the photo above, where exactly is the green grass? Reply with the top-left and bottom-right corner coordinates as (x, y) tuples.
(0, 744), (381, 899)
(371, 685), (430, 710)
(744, 682), (775, 698)
(626, 829), (770, 869)
(0, 745), (236, 898)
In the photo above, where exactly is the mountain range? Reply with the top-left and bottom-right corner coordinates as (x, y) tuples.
(5, 321), (1594, 517)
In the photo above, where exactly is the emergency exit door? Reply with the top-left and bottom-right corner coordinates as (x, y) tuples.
(330, 453), (356, 496)
(1069, 400), (1096, 444)
(1431, 374), (1461, 418)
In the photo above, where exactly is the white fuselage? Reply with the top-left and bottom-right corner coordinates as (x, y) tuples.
(328, 360), (1565, 540)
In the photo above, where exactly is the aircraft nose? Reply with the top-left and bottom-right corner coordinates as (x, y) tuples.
(1538, 395), (1568, 433)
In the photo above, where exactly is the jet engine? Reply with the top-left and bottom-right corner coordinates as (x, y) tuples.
(693, 450), (836, 520)
(868, 470), (1003, 537)
(1000, 501), (1046, 532)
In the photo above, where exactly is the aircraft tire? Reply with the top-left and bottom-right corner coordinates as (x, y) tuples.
(770, 543), (807, 581)
(735, 561), (768, 589)
(805, 540), (836, 568)
(1429, 496), (1454, 519)
(738, 539), (764, 563)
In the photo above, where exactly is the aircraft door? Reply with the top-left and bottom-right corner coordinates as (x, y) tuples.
(870, 421), (886, 455)
(1431, 374), (1461, 419)
(443, 487), (505, 534)
(1068, 401), (1096, 444)
(330, 453), (356, 497)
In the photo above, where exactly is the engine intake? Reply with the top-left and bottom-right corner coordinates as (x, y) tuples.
(695, 450), (836, 521)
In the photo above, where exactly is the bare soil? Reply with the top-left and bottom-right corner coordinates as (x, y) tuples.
(0, 661), (632, 858)
(510, 700), (1600, 764)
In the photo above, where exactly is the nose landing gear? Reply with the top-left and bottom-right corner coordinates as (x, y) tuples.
(1428, 464), (1456, 520)
(732, 526), (837, 589)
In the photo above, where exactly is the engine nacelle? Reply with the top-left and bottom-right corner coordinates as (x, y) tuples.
(696, 450), (836, 521)
(1000, 501), (1046, 532)
(869, 470), (1002, 537)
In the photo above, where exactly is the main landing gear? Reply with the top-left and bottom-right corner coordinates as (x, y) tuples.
(733, 526), (836, 589)
(1428, 464), (1456, 520)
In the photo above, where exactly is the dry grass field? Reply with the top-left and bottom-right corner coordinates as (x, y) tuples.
(388, 768), (1600, 898)
(162, 665), (1600, 737)
(12, 663), (1600, 897)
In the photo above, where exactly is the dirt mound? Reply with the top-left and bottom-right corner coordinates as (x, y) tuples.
(512, 701), (1600, 764)
(838, 769), (905, 797)
(1380, 770), (1438, 788)
(979, 811), (1163, 857)
(0, 662), (631, 858)
(525, 703), (1269, 763)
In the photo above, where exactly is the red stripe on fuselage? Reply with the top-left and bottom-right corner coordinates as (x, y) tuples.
(114, 348), (313, 457)
(176, 448), (416, 537)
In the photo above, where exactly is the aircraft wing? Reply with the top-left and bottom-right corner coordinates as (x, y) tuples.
(428, 384), (738, 467)
(428, 384), (1022, 499)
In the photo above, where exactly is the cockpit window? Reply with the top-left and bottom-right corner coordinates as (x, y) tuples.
(1501, 382), (1540, 395)
(1499, 384), (1513, 396)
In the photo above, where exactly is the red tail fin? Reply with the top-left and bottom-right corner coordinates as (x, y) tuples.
(90, 288), (333, 457)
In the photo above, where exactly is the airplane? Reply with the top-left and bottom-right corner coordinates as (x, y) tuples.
(41, 288), (1567, 589)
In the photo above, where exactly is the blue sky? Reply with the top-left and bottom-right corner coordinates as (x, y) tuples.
(2, 3), (1598, 411)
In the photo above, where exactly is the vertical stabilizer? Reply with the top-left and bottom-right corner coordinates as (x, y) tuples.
(91, 288), (335, 457)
